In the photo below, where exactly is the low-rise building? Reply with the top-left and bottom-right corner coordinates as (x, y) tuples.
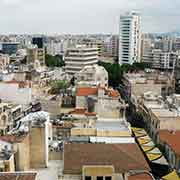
(75, 87), (125, 120)
(0, 111), (52, 171)
(76, 65), (108, 88)
(70, 121), (134, 144)
(138, 92), (180, 142)
(60, 143), (150, 180)
(0, 80), (32, 106)
(0, 139), (15, 172)
(159, 130), (180, 175)
(123, 71), (175, 100)
(0, 102), (22, 135)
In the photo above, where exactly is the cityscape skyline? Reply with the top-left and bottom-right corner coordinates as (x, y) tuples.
(0, 0), (180, 34)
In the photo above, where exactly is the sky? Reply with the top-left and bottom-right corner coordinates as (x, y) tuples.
(0, 0), (180, 34)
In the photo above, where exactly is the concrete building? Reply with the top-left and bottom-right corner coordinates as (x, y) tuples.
(0, 139), (15, 172)
(75, 87), (125, 120)
(32, 37), (44, 49)
(0, 80), (32, 106)
(76, 65), (108, 88)
(0, 111), (52, 171)
(60, 143), (150, 180)
(103, 35), (119, 60)
(141, 48), (178, 70)
(123, 71), (175, 100)
(46, 40), (69, 56)
(27, 46), (45, 68)
(0, 54), (10, 71)
(119, 12), (141, 65)
(159, 130), (180, 175)
(65, 45), (98, 75)
(137, 92), (180, 143)
(70, 121), (134, 144)
(0, 102), (22, 135)
(1, 42), (19, 55)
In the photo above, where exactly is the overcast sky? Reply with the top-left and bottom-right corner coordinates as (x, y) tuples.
(0, 0), (180, 34)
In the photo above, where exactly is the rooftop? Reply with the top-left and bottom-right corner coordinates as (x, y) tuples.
(0, 172), (37, 180)
(151, 108), (179, 118)
(76, 87), (98, 96)
(159, 130), (180, 155)
(69, 108), (96, 116)
(63, 143), (150, 174)
(124, 72), (171, 85)
(76, 87), (120, 98)
(0, 134), (28, 143)
(95, 121), (129, 131)
(128, 173), (153, 180)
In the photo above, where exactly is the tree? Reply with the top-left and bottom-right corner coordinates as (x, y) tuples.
(45, 54), (65, 67)
(50, 80), (69, 94)
(98, 61), (150, 88)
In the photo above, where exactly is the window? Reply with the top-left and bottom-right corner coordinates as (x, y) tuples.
(85, 176), (91, 180)
(105, 177), (112, 180)
(97, 177), (103, 180)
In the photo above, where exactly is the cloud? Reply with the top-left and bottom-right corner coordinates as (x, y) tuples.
(2, 0), (22, 5)
(0, 0), (179, 34)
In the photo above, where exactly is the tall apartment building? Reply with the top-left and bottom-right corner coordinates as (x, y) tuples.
(119, 12), (141, 65)
(105, 35), (119, 60)
(141, 49), (177, 70)
(65, 45), (98, 75)
(141, 35), (153, 63)
(46, 40), (69, 56)
(32, 37), (44, 49)
(27, 46), (45, 67)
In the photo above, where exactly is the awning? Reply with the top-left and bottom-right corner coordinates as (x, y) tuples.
(146, 153), (162, 161)
(138, 138), (151, 145)
(131, 127), (143, 132)
(147, 147), (162, 154)
(151, 155), (169, 165)
(141, 145), (154, 152)
(134, 131), (147, 137)
(142, 141), (155, 147)
(138, 135), (151, 141)
(162, 170), (180, 180)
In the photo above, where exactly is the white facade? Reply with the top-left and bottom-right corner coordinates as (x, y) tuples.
(65, 45), (98, 75)
(119, 12), (141, 65)
(0, 82), (32, 106)
(76, 64), (108, 87)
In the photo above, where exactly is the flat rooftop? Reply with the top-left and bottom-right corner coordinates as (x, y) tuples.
(95, 121), (129, 131)
(151, 108), (179, 118)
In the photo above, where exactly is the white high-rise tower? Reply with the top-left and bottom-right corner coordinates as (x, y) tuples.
(119, 12), (141, 65)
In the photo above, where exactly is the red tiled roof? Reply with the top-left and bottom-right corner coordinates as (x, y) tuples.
(105, 89), (119, 98)
(76, 87), (98, 96)
(128, 173), (153, 180)
(0, 134), (28, 144)
(159, 130), (180, 155)
(63, 143), (150, 174)
(69, 108), (96, 116)
(0, 172), (37, 180)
